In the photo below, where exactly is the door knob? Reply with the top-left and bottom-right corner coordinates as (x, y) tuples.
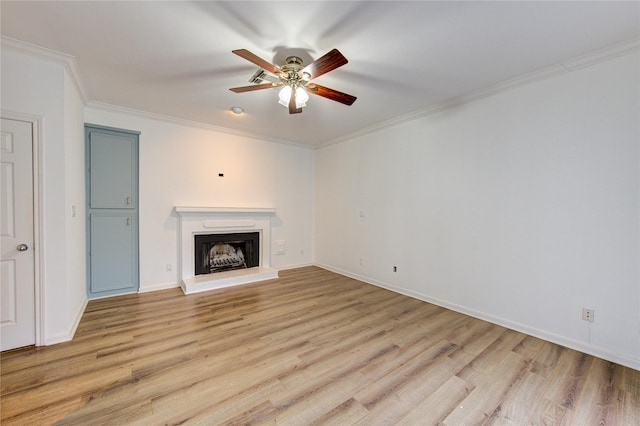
(17, 244), (29, 252)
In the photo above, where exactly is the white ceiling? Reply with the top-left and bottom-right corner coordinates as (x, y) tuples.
(1, 1), (638, 147)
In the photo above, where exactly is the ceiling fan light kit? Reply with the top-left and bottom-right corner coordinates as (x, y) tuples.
(230, 48), (357, 115)
(278, 86), (308, 109)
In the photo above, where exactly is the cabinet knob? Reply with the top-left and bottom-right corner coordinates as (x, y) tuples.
(126, 196), (131, 205)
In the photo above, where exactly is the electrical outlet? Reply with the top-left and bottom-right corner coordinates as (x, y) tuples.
(166, 264), (172, 272)
(582, 308), (595, 322)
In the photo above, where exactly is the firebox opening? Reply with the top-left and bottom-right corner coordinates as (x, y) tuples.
(194, 232), (259, 275)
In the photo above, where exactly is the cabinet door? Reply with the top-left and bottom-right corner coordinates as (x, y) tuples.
(89, 132), (136, 209)
(90, 214), (137, 294)
(86, 125), (139, 298)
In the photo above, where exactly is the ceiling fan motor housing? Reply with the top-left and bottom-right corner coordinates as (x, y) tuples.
(280, 56), (309, 87)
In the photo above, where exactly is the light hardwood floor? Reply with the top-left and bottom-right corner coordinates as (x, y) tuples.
(2, 266), (639, 425)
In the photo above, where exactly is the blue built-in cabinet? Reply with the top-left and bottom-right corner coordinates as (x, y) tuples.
(85, 124), (139, 298)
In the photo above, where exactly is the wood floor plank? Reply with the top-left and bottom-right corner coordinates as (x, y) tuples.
(395, 375), (472, 425)
(543, 347), (593, 410)
(352, 394), (413, 426)
(616, 388), (640, 426)
(147, 374), (286, 425)
(272, 375), (370, 425)
(308, 397), (370, 425)
(1, 364), (132, 422)
(1, 266), (639, 425)
(444, 351), (531, 424)
(7, 397), (82, 425)
(395, 355), (467, 405)
(485, 368), (549, 424)
(568, 357), (617, 425)
(354, 339), (459, 410)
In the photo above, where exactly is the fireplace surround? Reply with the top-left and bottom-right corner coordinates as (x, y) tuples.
(175, 206), (278, 294)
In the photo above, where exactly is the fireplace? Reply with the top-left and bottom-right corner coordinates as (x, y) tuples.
(194, 232), (259, 275)
(175, 206), (279, 294)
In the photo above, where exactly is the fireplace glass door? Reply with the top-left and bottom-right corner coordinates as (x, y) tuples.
(194, 232), (259, 275)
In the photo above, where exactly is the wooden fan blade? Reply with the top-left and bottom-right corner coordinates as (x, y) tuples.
(230, 82), (279, 93)
(302, 49), (348, 79)
(289, 88), (302, 114)
(306, 84), (357, 106)
(232, 49), (281, 75)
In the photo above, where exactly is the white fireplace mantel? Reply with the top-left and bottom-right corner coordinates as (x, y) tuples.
(175, 206), (277, 215)
(175, 206), (279, 294)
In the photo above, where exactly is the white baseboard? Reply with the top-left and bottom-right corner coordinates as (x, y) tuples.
(138, 281), (180, 293)
(315, 263), (640, 371)
(277, 262), (315, 271)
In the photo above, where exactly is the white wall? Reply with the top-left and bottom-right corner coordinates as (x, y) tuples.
(316, 52), (640, 369)
(1, 46), (87, 344)
(83, 107), (315, 292)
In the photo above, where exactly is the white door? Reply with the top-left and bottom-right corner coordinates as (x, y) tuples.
(1, 118), (35, 351)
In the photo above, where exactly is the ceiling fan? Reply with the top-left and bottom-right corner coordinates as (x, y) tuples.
(230, 48), (357, 114)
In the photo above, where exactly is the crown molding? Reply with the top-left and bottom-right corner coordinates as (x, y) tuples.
(560, 37), (640, 71)
(318, 37), (640, 149)
(86, 101), (312, 150)
(1, 36), (89, 103)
